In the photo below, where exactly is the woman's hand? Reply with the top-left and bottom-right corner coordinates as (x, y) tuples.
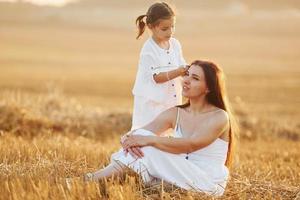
(126, 147), (144, 159)
(120, 131), (147, 159)
(120, 129), (137, 144)
(120, 136), (147, 159)
(120, 130), (155, 159)
(122, 135), (154, 150)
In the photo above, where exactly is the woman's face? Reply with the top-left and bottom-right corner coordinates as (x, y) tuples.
(149, 17), (175, 42)
(182, 64), (209, 98)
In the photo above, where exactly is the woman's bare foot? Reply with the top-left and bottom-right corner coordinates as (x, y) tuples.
(64, 173), (92, 190)
(83, 172), (94, 182)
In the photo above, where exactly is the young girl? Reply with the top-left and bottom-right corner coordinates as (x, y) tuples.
(131, 2), (188, 130)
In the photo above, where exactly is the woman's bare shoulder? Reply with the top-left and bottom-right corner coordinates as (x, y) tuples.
(159, 107), (179, 124)
(163, 106), (179, 116)
(212, 109), (229, 126)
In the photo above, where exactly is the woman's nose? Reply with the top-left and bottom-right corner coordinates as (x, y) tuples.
(182, 76), (190, 85)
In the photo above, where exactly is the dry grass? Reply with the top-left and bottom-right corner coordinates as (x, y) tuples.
(0, 89), (299, 199)
(0, 0), (300, 199)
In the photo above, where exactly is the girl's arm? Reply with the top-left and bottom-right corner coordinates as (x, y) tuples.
(153, 66), (187, 83)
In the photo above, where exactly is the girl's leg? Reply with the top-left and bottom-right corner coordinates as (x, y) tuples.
(86, 160), (126, 181)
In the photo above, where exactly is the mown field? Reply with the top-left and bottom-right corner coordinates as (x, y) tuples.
(0, 0), (299, 199)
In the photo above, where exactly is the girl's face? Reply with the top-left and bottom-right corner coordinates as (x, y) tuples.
(149, 17), (175, 41)
(182, 65), (209, 98)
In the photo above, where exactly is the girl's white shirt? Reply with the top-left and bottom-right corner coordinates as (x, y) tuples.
(132, 37), (186, 103)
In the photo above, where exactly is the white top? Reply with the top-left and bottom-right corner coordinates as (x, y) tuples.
(174, 108), (229, 171)
(132, 37), (186, 104)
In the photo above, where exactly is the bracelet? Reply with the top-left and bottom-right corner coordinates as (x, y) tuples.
(166, 71), (170, 81)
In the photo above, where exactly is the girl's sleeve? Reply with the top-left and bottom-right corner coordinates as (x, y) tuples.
(176, 40), (187, 66)
(139, 53), (159, 83)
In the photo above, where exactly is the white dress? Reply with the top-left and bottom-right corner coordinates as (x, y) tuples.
(131, 37), (186, 130)
(111, 108), (229, 196)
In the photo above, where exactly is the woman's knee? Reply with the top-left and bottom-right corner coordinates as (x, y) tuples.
(132, 129), (156, 136)
(141, 146), (162, 157)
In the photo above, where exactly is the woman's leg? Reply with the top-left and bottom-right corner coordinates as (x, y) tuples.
(86, 160), (126, 181)
(85, 129), (157, 181)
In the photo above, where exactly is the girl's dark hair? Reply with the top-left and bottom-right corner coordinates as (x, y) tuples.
(178, 60), (239, 168)
(136, 2), (175, 39)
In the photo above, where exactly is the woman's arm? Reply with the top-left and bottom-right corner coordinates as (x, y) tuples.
(123, 111), (229, 154)
(122, 135), (193, 154)
(139, 107), (177, 136)
(120, 107), (175, 140)
(153, 66), (187, 84)
(150, 111), (229, 154)
(120, 107), (177, 158)
(122, 107), (177, 138)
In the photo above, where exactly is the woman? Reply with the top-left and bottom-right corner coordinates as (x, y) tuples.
(84, 60), (237, 196)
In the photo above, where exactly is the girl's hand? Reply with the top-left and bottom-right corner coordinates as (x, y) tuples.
(179, 65), (190, 76)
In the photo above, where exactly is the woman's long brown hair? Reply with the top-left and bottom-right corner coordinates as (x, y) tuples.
(178, 60), (238, 168)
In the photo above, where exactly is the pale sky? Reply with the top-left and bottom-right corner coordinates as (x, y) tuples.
(0, 0), (77, 6)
